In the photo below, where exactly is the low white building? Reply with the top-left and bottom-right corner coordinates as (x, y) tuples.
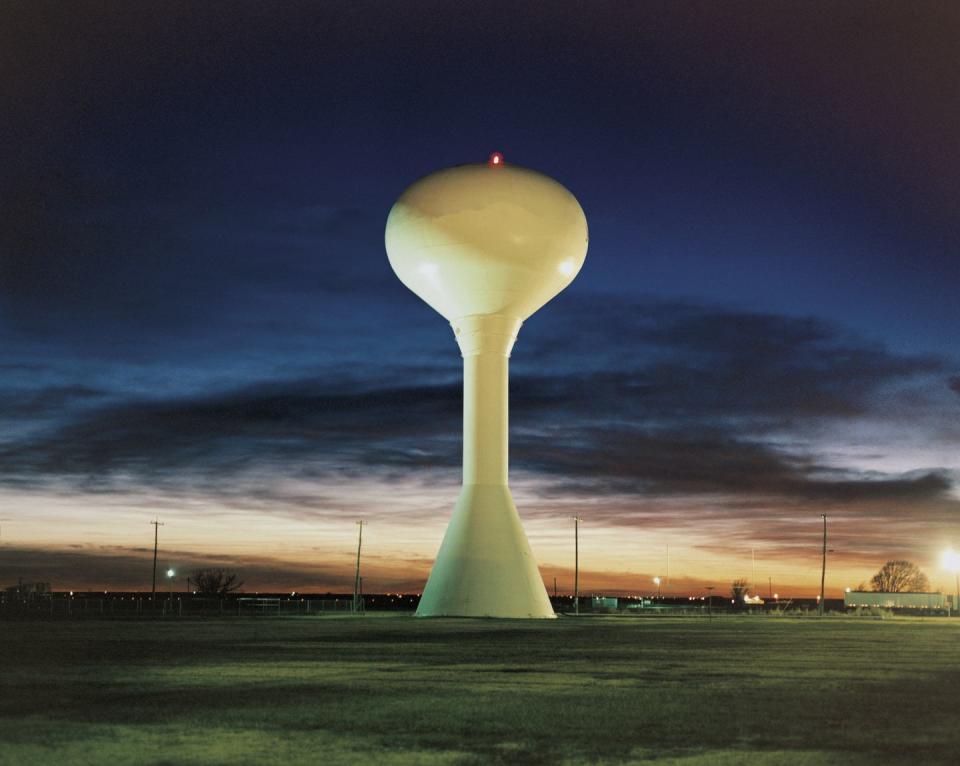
(844, 591), (948, 610)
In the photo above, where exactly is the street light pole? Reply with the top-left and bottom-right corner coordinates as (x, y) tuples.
(150, 518), (163, 601)
(819, 514), (827, 617)
(353, 520), (365, 614)
(572, 516), (582, 615)
(705, 585), (714, 619)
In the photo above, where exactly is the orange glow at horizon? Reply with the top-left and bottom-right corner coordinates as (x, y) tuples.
(3, 478), (956, 597)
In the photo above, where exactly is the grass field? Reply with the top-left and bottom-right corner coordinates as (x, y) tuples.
(1, 614), (958, 765)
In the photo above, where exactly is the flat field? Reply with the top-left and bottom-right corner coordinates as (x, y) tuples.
(1, 615), (958, 765)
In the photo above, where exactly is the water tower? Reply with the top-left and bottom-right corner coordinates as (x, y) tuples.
(385, 153), (588, 617)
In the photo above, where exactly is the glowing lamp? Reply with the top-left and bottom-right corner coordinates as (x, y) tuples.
(943, 549), (960, 573)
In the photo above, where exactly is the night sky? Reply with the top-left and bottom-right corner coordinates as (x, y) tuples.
(2, 2), (958, 596)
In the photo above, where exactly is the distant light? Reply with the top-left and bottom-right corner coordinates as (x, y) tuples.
(845, 587), (851, 593)
(773, 593), (778, 599)
(943, 548), (960, 573)
(488, 151), (504, 166)
(653, 577), (661, 585)
(166, 569), (175, 578)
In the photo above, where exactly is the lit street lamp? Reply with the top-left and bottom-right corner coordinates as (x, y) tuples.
(943, 549), (960, 617)
(167, 568), (175, 601)
(653, 576), (661, 599)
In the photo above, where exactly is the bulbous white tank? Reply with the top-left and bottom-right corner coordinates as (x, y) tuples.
(385, 162), (588, 322)
(386, 156), (588, 618)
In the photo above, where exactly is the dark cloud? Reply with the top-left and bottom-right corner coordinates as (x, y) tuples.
(520, 297), (944, 425)
(513, 426), (952, 504)
(0, 300), (953, 510)
(0, 385), (105, 419)
(0, 377), (462, 492)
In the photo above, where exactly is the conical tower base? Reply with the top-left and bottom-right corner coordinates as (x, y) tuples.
(416, 484), (555, 618)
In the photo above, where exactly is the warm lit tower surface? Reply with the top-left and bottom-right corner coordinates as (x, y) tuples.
(385, 155), (588, 617)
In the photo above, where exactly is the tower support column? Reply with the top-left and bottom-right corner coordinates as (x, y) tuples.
(415, 315), (555, 618)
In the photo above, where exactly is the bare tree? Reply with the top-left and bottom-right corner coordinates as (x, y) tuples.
(731, 578), (750, 602)
(192, 568), (244, 596)
(870, 560), (929, 593)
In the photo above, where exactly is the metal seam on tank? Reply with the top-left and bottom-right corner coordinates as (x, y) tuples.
(389, 203), (585, 242)
(402, 196), (584, 223)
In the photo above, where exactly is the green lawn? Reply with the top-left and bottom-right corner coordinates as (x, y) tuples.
(1, 615), (958, 765)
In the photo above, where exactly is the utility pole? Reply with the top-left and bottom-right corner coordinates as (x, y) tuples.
(768, 576), (773, 600)
(819, 514), (827, 616)
(705, 585), (714, 619)
(353, 520), (365, 614)
(150, 518), (163, 601)
(666, 544), (670, 592)
(751, 547), (756, 594)
(572, 516), (582, 615)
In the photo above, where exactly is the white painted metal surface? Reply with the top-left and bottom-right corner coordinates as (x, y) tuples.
(386, 157), (588, 617)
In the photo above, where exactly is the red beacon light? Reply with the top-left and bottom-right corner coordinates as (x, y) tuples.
(488, 151), (504, 167)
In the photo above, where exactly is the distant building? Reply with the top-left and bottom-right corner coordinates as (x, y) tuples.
(844, 590), (947, 610)
(3, 581), (52, 601)
(591, 596), (618, 610)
